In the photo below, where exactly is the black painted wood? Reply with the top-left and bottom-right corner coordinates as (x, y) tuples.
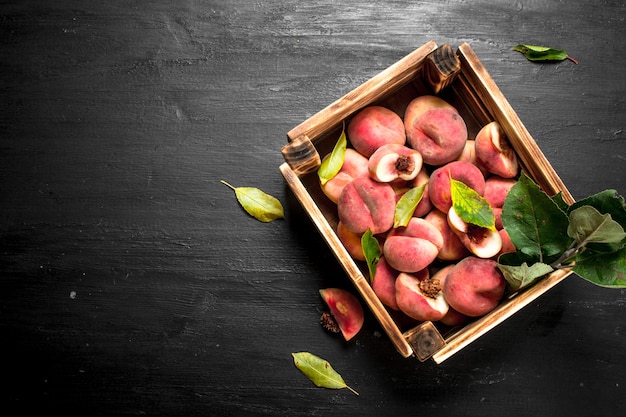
(1, 1), (625, 416)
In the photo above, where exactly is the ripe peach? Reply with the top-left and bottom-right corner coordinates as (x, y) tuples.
(403, 95), (457, 126)
(425, 208), (470, 261)
(428, 160), (486, 213)
(347, 106), (406, 157)
(336, 221), (366, 261)
(475, 121), (519, 178)
(447, 206), (503, 259)
(368, 143), (423, 183)
(395, 270), (449, 322)
(337, 175), (396, 235)
(442, 257), (506, 317)
(383, 217), (444, 273)
(405, 96), (467, 165)
(320, 148), (369, 204)
(371, 257), (399, 310)
(319, 288), (365, 341)
(483, 176), (517, 209)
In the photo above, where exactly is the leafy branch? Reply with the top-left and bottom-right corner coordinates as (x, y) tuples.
(497, 173), (626, 291)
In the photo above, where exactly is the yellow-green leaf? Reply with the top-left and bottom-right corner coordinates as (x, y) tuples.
(450, 179), (495, 230)
(317, 125), (347, 186)
(221, 180), (284, 222)
(393, 184), (425, 228)
(292, 352), (359, 396)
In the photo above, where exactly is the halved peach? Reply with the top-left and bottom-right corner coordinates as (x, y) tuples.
(319, 288), (365, 341)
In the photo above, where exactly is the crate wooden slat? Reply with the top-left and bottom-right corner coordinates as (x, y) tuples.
(280, 41), (575, 362)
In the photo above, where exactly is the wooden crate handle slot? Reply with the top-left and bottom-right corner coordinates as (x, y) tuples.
(423, 43), (461, 94)
(281, 134), (321, 176)
(403, 321), (446, 362)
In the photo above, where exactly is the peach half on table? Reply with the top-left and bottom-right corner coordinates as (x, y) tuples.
(319, 287), (365, 341)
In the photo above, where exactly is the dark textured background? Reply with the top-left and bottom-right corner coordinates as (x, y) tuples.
(1, 1), (625, 415)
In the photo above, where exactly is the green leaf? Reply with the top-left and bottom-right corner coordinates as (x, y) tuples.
(450, 179), (495, 230)
(393, 184), (425, 228)
(569, 189), (626, 253)
(292, 352), (359, 396)
(361, 229), (381, 281)
(221, 180), (284, 222)
(513, 44), (578, 64)
(567, 206), (626, 245)
(501, 173), (571, 264)
(573, 246), (626, 288)
(497, 262), (554, 292)
(550, 191), (571, 213)
(317, 125), (347, 186)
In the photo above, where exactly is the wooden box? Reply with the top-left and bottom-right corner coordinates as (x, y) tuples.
(279, 41), (575, 363)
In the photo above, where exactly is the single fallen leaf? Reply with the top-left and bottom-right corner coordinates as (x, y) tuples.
(221, 180), (284, 222)
(292, 352), (359, 396)
(513, 44), (578, 64)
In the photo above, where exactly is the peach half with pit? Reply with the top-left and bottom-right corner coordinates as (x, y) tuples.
(428, 160), (486, 214)
(395, 270), (449, 322)
(447, 206), (503, 259)
(337, 175), (396, 235)
(320, 148), (369, 204)
(347, 105), (406, 157)
(442, 256), (506, 317)
(383, 217), (444, 273)
(475, 121), (519, 178)
(368, 143), (423, 183)
(319, 288), (364, 341)
(404, 96), (468, 165)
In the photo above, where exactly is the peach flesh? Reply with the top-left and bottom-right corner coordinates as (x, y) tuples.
(337, 175), (396, 235)
(368, 143), (423, 183)
(347, 106), (406, 157)
(447, 206), (503, 259)
(319, 288), (364, 341)
(442, 257), (506, 317)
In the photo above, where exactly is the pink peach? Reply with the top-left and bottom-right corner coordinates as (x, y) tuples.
(347, 106), (406, 157)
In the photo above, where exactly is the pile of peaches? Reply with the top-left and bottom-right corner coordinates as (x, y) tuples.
(321, 95), (520, 330)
